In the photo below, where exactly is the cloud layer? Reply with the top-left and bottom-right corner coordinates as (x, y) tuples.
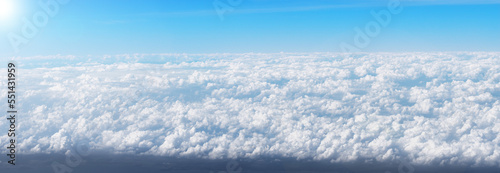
(1, 52), (500, 167)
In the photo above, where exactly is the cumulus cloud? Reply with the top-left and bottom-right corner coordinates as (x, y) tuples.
(1, 52), (500, 167)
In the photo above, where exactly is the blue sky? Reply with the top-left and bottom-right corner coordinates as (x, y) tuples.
(0, 0), (499, 57)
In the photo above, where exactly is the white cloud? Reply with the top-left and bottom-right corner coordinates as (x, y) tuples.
(1, 52), (500, 167)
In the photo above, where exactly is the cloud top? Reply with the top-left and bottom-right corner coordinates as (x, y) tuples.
(2, 52), (500, 167)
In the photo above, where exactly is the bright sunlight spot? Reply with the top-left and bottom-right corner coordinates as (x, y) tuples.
(0, 0), (15, 20)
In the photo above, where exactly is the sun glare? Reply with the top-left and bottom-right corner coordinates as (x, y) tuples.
(0, 0), (15, 20)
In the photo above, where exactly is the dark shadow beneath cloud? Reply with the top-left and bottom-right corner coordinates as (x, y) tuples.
(1, 154), (500, 173)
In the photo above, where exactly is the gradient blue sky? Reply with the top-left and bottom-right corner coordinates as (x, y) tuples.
(0, 0), (499, 57)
